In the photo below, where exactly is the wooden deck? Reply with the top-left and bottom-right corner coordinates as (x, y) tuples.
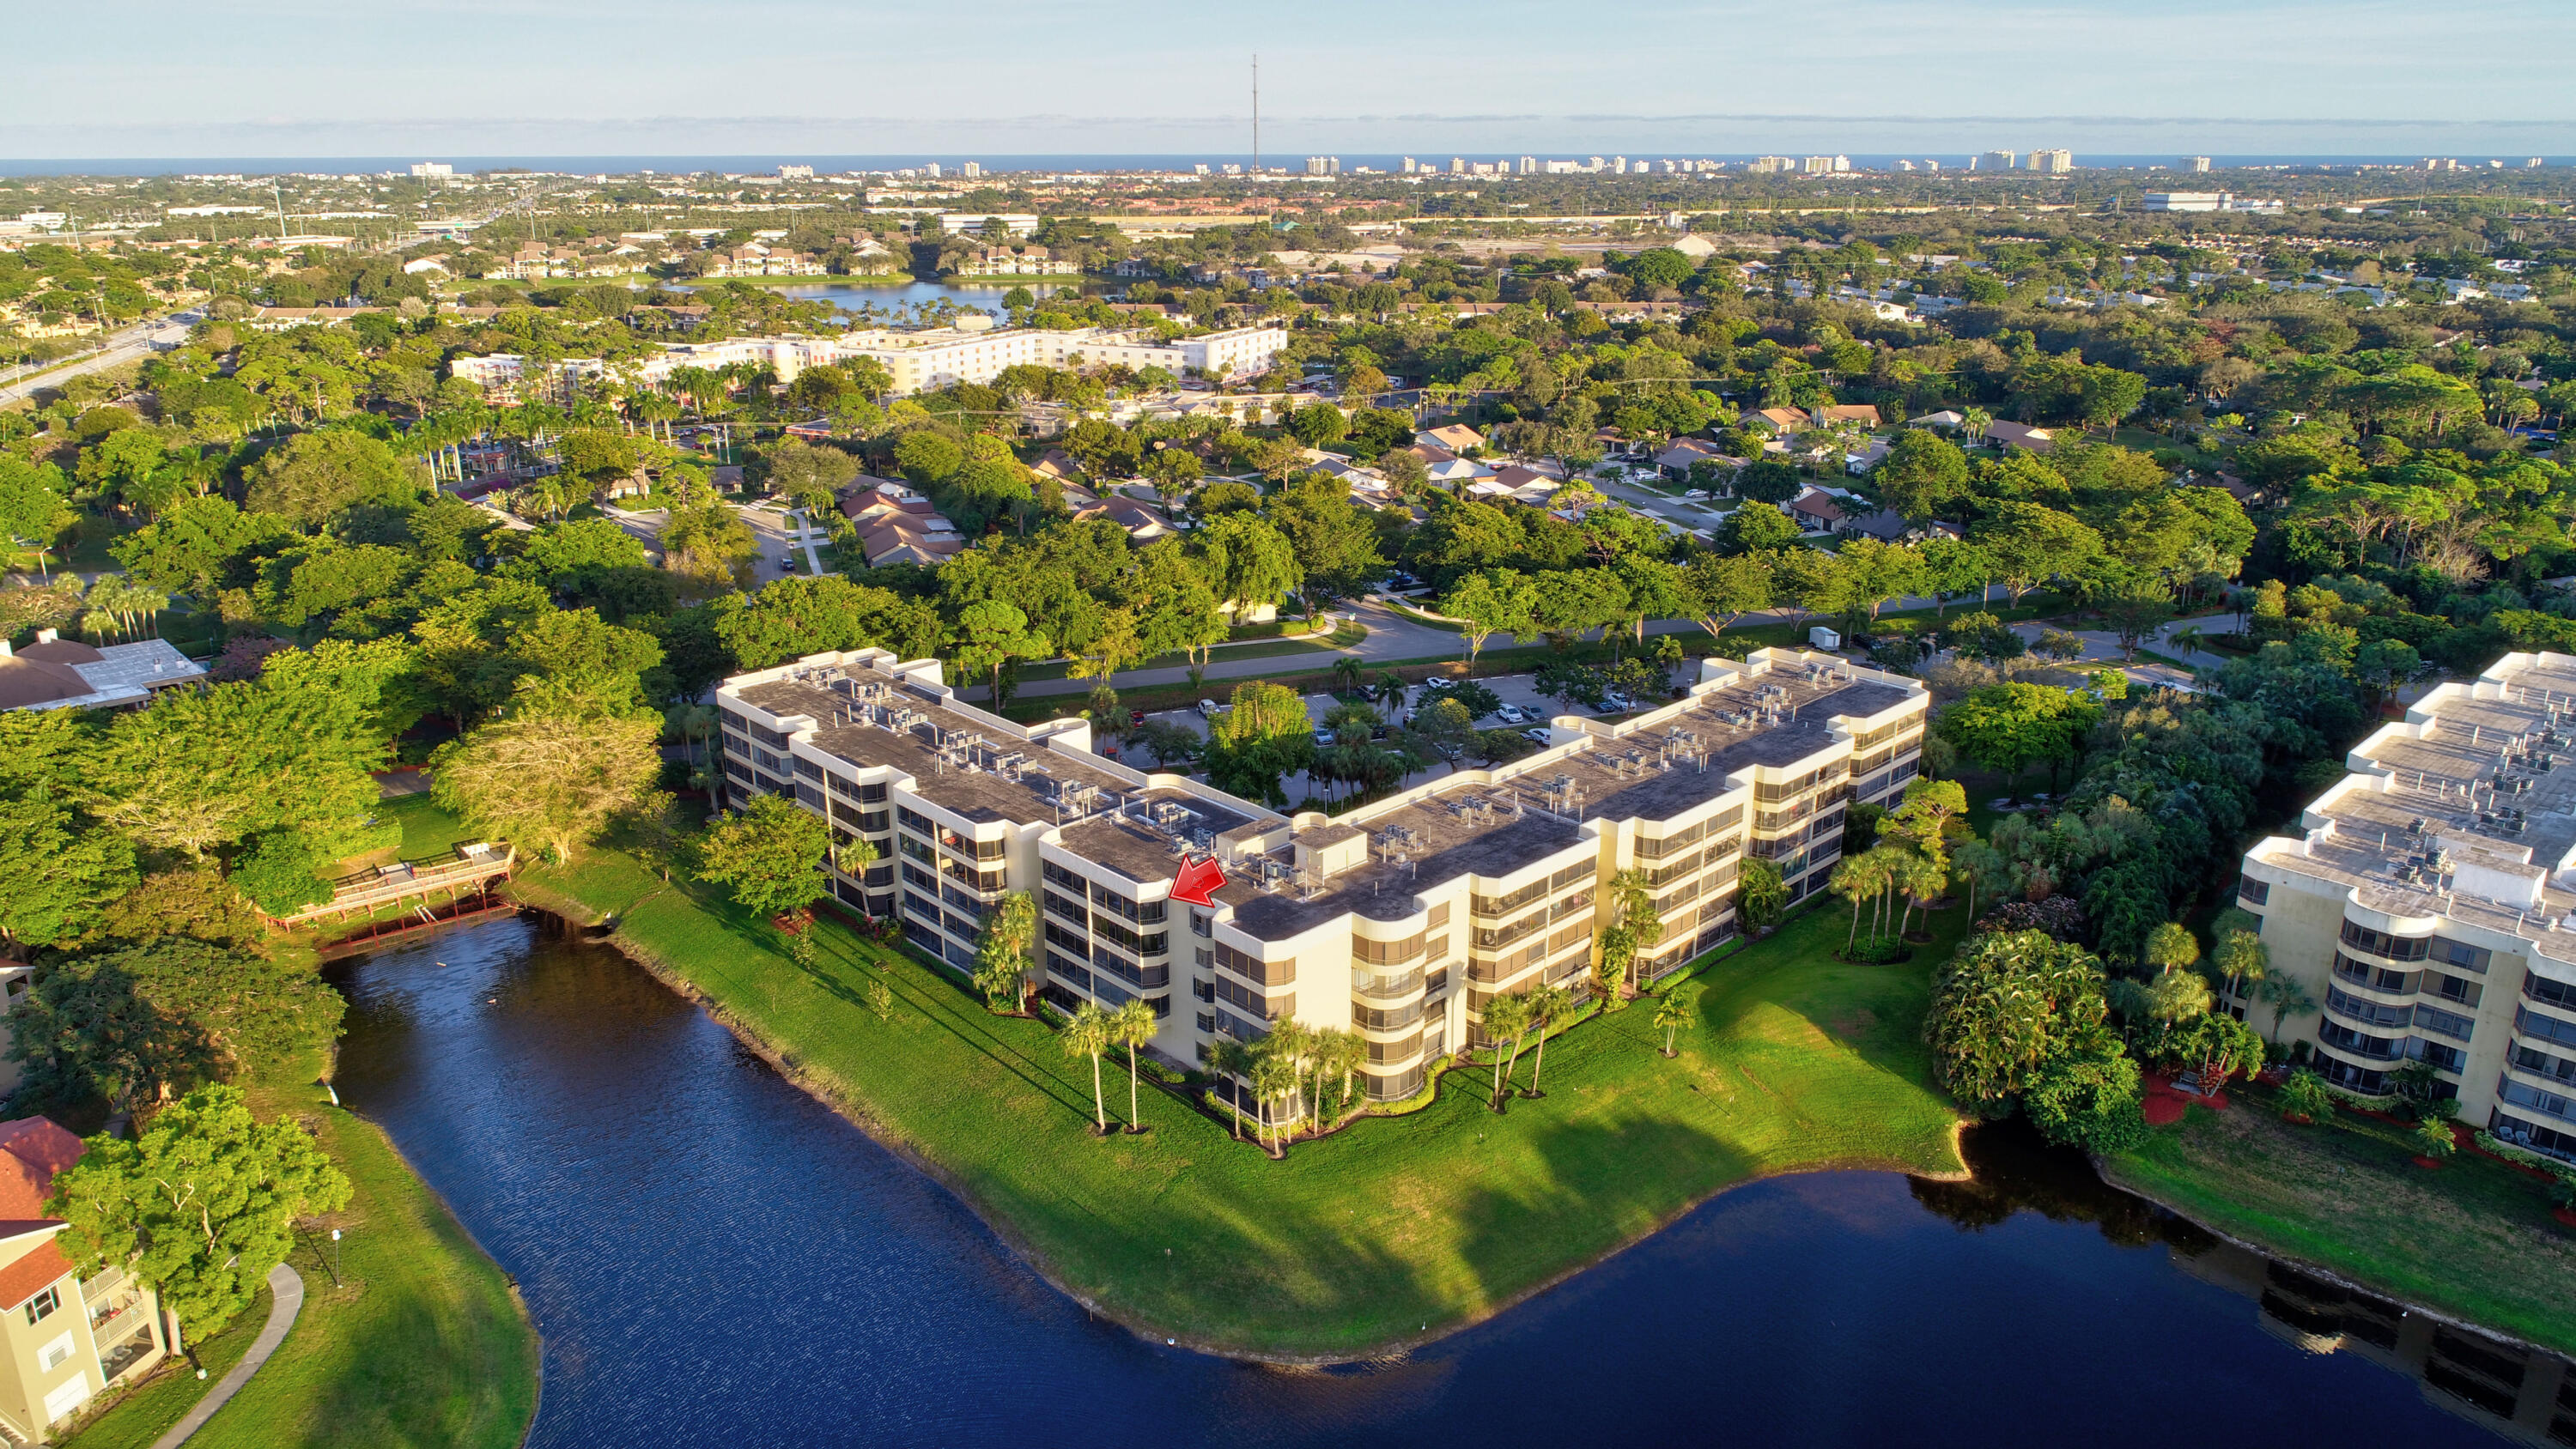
(272, 842), (517, 928)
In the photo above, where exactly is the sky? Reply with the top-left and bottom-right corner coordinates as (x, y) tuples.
(8, 0), (2574, 161)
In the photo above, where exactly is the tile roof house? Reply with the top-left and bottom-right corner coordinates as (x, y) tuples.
(1030, 449), (1082, 481)
(1907, 409), (1967, 430)
(0, 1117), (168, 1438)
(1074, 498), (1177, 542)
(1812, 403), (1883, 427)
(0, 632), (208, 714)
(1653, 437), (1735, 482)
(1748, 408), (1810, 435)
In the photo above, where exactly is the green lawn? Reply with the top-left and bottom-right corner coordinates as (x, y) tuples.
(2105, 1085), (2576, 1355)
(64, 1088), (539, 1449)
(506, 822), (1964, 1357)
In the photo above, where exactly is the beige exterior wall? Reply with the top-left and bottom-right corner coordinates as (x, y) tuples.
(0, 1240), (165, 1443)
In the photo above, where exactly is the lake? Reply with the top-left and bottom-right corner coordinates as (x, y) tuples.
(674, 276), (1100, 324)
(325, 914), (2573, 1448)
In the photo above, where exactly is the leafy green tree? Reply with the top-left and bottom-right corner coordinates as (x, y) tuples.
(1923, 929), (2112, 1112)
(1653, 991), (1692, 1058)
(245, 429), (425, 527)
(429, 686), (662, 864)
(1684, 550), (1772, 641)
(1935, 682), (2100, 796)
(1204, 682), (1317, 807)
(1872, 429), (1969, 524)
(0, 791), (138, 949)
(0, 457), (76, 578)
(1714, 501), (1801, 555)
(1268, 476), (1385, 621)
(48, 1085), (353, 1337)
(1595, 868), (1663, 998)
(83, 672), (383, 863)
(1969, 502), (2100, 606)
(1441, 568), (1536, 664)
(696, 793), (830, 928)
(9, 941), (345, 1113)
(2279, 1069), (2333, 1121)
(710, 576), (944, 669)
(2023, 1041), (2149, 1152)
(950, 597), (1050, 706)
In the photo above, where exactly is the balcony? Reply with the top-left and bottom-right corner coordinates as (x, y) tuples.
(1352, 965), (1425, 1001)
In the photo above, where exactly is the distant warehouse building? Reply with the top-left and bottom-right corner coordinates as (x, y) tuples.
(2237, 651), (2576, 1163)
(714, 646), (1928, 1115)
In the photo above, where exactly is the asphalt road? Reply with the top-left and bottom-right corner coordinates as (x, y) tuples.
(0, 318), (175, 406)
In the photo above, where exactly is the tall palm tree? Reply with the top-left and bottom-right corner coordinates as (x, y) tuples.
(2142, 921), (2200, 977)
(1523, 982), (1574, 1097)
(1653, 991), (1693, 1058)
(1206, 1040), (1251, 1139)
(974, 892), (1037, 1012)
(2213, 927), (2269, 1008)
(1370, 670), (1409, 716)
(1831, 852), (1888, 949)
(1481, 993), (1532, 1111)
(1249, 1049), (1299, 1157)
(1108, 998), (1158, 1132)
(1893, 851), (1948, 939)
(1063, 1003), (1114, 1135)
(2254, 973), (2316, 1045)
(1332, 655), (1365, 696)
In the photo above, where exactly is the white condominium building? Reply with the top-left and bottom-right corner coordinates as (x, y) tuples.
(448, 324), (1289, 400)
(715, 646), (1927, 1109)
(2239, 651), (2576, 1163)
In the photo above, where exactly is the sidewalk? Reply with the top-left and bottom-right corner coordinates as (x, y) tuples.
(149, 1263), (304, 1449)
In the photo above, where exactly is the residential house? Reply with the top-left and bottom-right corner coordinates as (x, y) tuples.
(1414, 424), (1485, 453)
(1030, 449), (1082, 482)
(0, 1117), (168, 1441)
(1812, 404), (1882, 429)
(1982, 421), (2055, 453)
(1074, 497), (1177, 543)
(1747, 408), (1809, 436)
(957, 245), (1079, 277)
(0, 632), (207, 714)
(1907, 409), (1967, 432)
(1654, 438), (1734, 484)
(1785, 486), (1849, 533)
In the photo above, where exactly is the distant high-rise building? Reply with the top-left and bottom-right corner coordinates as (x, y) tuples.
(1519, 156), (1537, 175)
(410, 161), (453, 179)
(925, 162), (942, 179)
(1194, 163), (1211, 176)
(1613, 155), (1629, 174)
(1978, 150), (2018, 172)
(1800, 155), (1848, 175)
(1400, 157), (1418, 174)
(2184, 156), (2212, 173)
(960, 161), (981, 179)
(778, 163), (815, 180)
(1747, 156), (1794, 175)
(1451, 156), (1467, 173)
(2029, 149), (2074, 174)
(2529, 157), (2546, 167)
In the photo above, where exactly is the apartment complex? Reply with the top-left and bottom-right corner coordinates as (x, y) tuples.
(2239, 651), (2576, 1164)
(715, 646), (1927, 1109)
(0, 1119), (167, 1441)
(449, 324), (1289, 401)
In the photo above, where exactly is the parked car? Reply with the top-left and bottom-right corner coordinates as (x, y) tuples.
(1313, 728), (1336, 748)
(1600, 692), (1636, 712)
(1129, 709), (1147, 726)
(1522, 727), (1552, 743)
(1494, 704), (1529, 724)
(1197, 699), (1225, 718)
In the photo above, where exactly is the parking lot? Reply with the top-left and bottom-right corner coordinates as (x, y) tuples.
(1097, 671), (1632, 803)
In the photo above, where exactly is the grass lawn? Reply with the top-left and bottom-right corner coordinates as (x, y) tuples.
(2105, 1085), (2576, 1356)
(63, 1080), (538, 1449)
(506, 819), (1965, 1357)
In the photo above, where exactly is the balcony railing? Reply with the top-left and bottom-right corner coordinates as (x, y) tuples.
(269, 842), (516, 926)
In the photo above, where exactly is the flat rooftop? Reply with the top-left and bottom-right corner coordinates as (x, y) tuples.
(734, 664), (1137, 830)
(2272, 652), (2576, 966)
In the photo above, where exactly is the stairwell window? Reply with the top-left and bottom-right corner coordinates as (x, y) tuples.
(24, 1286), (57, 1325)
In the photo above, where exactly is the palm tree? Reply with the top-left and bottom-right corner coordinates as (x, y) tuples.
(1653, 991), (1692, 1058)
(1204, 1039), (1250, 1138)
(1107, 998), (1158, 1131)
(973, 892), (1036, 1013)
(1063, 1003), (1114, 1135)
(1522, 982), (1574, 1097)
(1249, 1048), (1299, 1157)
(2142, 921), (2200, 977)
(1959, 406), (1992, 444)
(1370, 670), (1409, 716)
(2254, 973), (2317, 1045)
(1893, 851), (1949, 939)
(1311, 1026), (1365, 1119)
(2213, 927), (2269, 1008)
(1481, 993), (1532, 1111)
(1332, 655), (1364, 697)
(1831, 852), (1889, 949)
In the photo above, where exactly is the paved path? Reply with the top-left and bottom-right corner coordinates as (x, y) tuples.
(2008, 610), (2239, 673)
(149, 1263), (303, 1449)
(0, 317), (183, 406)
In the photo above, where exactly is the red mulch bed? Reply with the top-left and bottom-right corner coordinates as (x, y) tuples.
(2555, 1208), (2576, 1230)
(2143, 1070), (2229, 1126)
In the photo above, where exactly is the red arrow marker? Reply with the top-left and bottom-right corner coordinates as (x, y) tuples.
(1170, 854), (1227, 908)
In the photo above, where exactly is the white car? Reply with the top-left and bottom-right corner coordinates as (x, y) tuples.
(1197, 699), (1225, 718)
(1494, 704), (1529, 724)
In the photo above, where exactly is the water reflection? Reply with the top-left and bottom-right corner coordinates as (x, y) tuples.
(1916, 1121), (2576, 1447)
(328, 915), (2565, 1448)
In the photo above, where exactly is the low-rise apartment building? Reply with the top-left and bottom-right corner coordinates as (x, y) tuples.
(2239, 651), (2576, 1163)
(0, 1118), (167, 1442)
(715, 646), (1926, 1110)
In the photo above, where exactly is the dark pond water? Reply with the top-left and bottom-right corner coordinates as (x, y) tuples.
(326, 915), (2572, 1449)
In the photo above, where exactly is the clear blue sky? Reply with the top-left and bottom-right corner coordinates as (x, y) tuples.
(9, 0), (2573, 159)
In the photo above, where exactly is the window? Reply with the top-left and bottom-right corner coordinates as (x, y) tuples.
(902, 863), (936, 892)
(2423, 973), (2482, 1009)
(2416, 1003), (2476, 1043)
(1042, 859), (1085, 892)
(2237, 877), (2270, 906)
(2328, 985), (2413, 1031)
(1190, 910), (1212, 938)
(859, 782), (888, 803)
(2528, 973), (2576, 1013)
(2518, 1005), (2576, 1050)
(896, 806), (933, 836)
(1044, 891), (1088, 926)
(2427, 936), (2490, 973)
(38, 1333), (71, 1372)
(2339, 919), (2429, 961)
(24, 1286), (57, 1325)
(1214, 942), (1293, 985)
(793, 756), (823, 782)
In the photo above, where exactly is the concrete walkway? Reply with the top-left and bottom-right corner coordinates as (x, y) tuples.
(149, 1263), (304, 1449)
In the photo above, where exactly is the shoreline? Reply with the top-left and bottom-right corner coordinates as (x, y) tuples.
(2100, 1157), (2575, 1364)
(503, 883), (1968, 1365)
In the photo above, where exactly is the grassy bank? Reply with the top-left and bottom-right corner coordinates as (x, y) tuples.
(503, 816), (1963, 1357)
(64, 995), (540, 1447)
(2106, 1086), (2576, 1356)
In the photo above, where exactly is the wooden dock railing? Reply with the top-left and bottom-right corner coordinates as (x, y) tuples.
(272, 842), (518, 928)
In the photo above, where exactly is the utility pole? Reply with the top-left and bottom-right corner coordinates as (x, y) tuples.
(275, 180), (289, 246)
(1251, 54), (1261, 180)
